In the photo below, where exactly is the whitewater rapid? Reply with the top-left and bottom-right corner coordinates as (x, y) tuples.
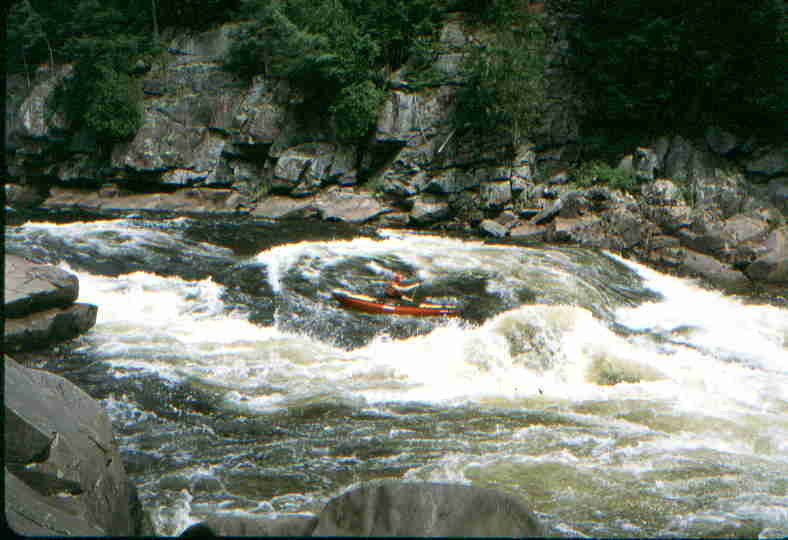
(7, 216), (787, 537)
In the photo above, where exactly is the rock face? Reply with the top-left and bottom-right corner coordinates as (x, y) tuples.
(5, 7), (786, 293)
(5, 356), (148, 536)
(181, 481), (546, 538)
(4, 255), (98, 352)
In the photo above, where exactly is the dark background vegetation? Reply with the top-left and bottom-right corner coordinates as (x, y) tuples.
(5, 0), (786, 149)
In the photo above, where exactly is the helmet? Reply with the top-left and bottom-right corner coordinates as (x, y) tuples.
(394, 272), (405, 282)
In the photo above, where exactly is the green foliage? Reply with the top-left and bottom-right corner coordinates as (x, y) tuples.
(573, 160), (639, 193)
(570, 0), (787, 132)
(330, 81), (386, 141)
(225, 0), (440, 138)
(82, 67), (143, 141)
(5, 0), (51, 73)
(453, 5), (547, 144)
(52, 1), (153, 142)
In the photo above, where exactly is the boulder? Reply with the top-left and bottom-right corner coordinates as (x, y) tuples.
(312, 481), (545, 537)
(43, 186), (243, 213)
(745, 147), (788, 177)
(5, 468), (105, 537)
(550, 215), (605, 245)
(314, 188), (392, 223)
(547, 169), (571, 185)
(678, 248), (752, 292)
(270, 143), (338, 196)
(530, 198), (562, 225)
(4, 303), (98, 353)
(479, 219), (509, 238)
(603, 205), (655, 249)
(426, 168), (480, 194)
(705, 125), (738, 155)
(12, 65), (73, 141)
(5, 183), (46, 208)
(510, 223), (547, 242)
(640, 179), (685, 206)
(380, 171), (429, 198)
(180, 515), (317, 537)
(110, 111), (208, 173)
(251, 195), (318, 219)
(410, 194), (451, 223)
(745, 226), (788, 283)
(661, 134), (696, 182)
(4, 356), (147, 536)
(632, 146), (659, 181)
(4, 255), (79, 318)
(479, 179), (513, 209)
(677, 211), (771, 261)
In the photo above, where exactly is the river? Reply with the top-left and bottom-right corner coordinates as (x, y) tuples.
(5, 208), (788, 538)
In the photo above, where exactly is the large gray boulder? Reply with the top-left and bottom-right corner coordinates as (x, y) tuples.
(745, 147), (788, 177)
(314, 188), (392, 224)
(410, 194), (451, 223)
(4, 356), (148, 536)
(4, 255), (98, 351)
(4, 255), (79, 317)
(312, 481), (546, 537)
(745, 226), (788, 283)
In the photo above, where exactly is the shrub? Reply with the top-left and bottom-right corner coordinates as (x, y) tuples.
(330, 81), (386, 141)
(224, 0), (440, 140)
(83, 67), (143, 141)
(573, 160), (638, 193)
(453, 4), (547, 145)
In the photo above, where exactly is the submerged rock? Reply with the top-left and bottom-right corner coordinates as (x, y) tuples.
(312, 481), (546, 537)
(180, 515), (318, 537)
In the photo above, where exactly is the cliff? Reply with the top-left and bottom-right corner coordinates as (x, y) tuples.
(5, 5), (787, 294)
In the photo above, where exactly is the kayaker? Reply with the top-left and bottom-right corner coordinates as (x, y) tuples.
(384, 272), (421, 304)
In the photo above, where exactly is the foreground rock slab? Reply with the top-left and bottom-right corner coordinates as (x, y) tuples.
(4, 303), (98, 353)
(4, 356), (149, 536)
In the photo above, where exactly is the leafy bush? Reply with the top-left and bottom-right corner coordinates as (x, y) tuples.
(330, 81), (386, 141)
(82, 67), (143, 141)
(55, 32), (146, 141)
(453, 4), (547, 144)
(573, 160), (638, 193)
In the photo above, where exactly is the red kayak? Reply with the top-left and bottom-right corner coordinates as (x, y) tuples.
(332, 289), (461, 317)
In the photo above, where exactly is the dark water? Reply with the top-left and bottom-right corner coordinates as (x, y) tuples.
(6, 208), (788, 537)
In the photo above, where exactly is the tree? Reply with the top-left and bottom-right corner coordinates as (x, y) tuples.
(453, 2), (547, 144)
(570, 0), (787, 132)
(6, 0), (54, 81)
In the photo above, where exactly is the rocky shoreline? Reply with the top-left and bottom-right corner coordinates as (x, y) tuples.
(4, 4), (786, 535)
